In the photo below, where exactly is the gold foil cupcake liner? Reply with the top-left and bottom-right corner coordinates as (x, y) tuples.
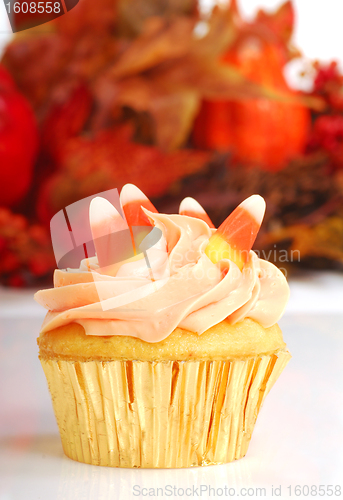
(40, 349), (291, 468)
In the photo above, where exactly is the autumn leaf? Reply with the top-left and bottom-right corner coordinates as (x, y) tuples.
(107, 16), (196, 78)
(42, 84), (93, 160)
(233, 0), (298, 61)
(54, 0), (118, 38)
(2, 0), (120, 113)
(255, 1), (295, 51)
(259, 216), (343, 265)
(2, 33), (69, 111)
(192, 3), (237, 59)
(116, 0), (197, 36)
(37, 125), (210, 222)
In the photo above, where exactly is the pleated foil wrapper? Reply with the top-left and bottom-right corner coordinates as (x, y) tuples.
(40, 349), (291, 468)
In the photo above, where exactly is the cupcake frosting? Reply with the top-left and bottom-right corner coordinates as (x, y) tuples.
(35, 201), (290, 343)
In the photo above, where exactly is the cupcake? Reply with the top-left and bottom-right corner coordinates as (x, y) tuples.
(35, 184), (290, 468)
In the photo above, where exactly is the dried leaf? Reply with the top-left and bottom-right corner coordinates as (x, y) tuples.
(235, 0), (298, 61)
(42, 84), (92, 159)
(37, 125), (210, 221)
(54, 0), (118, 38)
(255, 1), (294, 47)
(260, 216), (343, 264)
(109, 16), (196, 79)
(193, 5), (236, 59)
(116, 0), (197, 36)
(2, 34), (69, 110)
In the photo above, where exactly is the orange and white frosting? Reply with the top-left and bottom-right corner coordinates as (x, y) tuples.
(35, 196), (290, 343)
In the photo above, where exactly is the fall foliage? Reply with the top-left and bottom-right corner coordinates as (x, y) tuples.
(0, 0), (343, 285)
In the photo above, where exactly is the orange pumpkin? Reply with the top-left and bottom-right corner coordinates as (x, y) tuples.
(193, 38), (310, 172)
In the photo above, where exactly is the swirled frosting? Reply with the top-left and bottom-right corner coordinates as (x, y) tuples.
(35, 210), (289, 342)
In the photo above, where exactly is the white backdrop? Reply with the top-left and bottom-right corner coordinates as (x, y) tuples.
(1, 0), (343, 88)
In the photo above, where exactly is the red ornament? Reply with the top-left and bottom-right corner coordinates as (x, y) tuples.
(0, 64), (39, 207)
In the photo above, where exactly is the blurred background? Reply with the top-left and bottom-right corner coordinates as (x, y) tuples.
(1, 0), (343, 287)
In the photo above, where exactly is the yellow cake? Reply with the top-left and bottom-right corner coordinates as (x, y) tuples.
(38, 319), (286, 362)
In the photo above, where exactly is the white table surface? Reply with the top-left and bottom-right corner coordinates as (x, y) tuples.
(0, 271), (343, 500)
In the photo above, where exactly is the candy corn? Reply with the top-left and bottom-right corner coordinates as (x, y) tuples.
(205, 195), (266, 270)
(120, 184), (158, 227)
(179, 197), (215, 228)
(120, 183), (160, 255)
(89, 196), (133, 271)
